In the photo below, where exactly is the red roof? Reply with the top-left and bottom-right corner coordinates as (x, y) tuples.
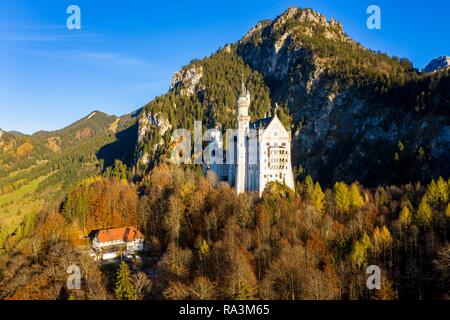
(96, 227), (144, 243)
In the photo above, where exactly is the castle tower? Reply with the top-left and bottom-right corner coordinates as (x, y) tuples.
(235, 78), (251, 194)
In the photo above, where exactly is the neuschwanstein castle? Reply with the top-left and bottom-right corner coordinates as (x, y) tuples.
(204, 80), (295, 196)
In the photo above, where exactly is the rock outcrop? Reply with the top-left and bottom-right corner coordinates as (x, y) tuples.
(425, 56), (450, 73)
(170, 64), (204, 96)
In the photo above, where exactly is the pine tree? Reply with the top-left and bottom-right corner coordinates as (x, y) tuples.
(115, 261), (135, 300)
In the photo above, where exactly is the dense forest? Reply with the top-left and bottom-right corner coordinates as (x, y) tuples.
(0, 163), (448, 300)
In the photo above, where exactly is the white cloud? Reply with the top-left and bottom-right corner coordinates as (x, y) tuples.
(30, 49), (145, 66)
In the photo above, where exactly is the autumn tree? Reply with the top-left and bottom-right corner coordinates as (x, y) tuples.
(134, 272), (153, 300)
(188, 277), (216, 300)
(350, 183), (365, 210)
(416, 198), (433, 225)
(334, 182), (351, 214)
(305, 176), (325, 213)
(351, 233), (372, 268)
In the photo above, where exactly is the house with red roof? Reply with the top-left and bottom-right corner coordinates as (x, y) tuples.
(90, 226), (145, 261)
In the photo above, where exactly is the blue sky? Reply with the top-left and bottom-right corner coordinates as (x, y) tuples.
(0, 0), (448, 134)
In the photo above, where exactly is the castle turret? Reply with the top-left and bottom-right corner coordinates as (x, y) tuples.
(237, 78), (250, 116)
(235, 78), (251, 194)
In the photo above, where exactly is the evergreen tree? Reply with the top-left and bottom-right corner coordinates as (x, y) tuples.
(115, 261), (135, 300)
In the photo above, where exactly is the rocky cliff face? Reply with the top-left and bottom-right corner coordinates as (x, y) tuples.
(170, 64), (204, 96)
(234, 7), (449, 185)
(425, 56), (450, 73)
(137, 111), (172, 165)
(136, 7), (450, 186)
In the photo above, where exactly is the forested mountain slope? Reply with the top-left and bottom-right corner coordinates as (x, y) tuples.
(0, 110), (139, 250)
(136, 7), (450, 187)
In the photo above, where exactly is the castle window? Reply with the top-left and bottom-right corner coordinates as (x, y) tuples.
(282, 142), (286, 146)
(211, 150), (216, 157)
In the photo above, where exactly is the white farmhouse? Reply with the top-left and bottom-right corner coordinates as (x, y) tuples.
(91, 226), (144, 261)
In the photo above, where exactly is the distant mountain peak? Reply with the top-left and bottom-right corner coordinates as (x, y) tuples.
(240, 6), (349, 50)
(86, 110), (108, 119)
(87, 111), (98, 119)
(424, 56), (450, 73)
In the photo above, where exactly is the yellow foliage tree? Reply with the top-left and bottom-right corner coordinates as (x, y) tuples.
(350, 183), (365, 209)
(351, 233), (371, 268)
(426, 177), (448, 206)
(398, 206), (412, 226)
(334, 182), (351, 214)
(373, 226), (392, 254)
(416, 198), (433, 225)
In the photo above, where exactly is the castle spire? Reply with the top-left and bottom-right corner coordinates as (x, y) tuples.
(240, 74), (247, 98)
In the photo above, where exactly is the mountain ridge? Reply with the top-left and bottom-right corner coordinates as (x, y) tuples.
(425, 56), (450, 73)
(136, 6), (450, 186)
(1, 6), (449, 187)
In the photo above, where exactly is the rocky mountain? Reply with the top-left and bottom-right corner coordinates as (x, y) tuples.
(425, 56), (450, 73)
(136, 6), (450, 186)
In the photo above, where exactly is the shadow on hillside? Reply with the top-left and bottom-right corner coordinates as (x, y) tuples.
(96, 122), (138, 169)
